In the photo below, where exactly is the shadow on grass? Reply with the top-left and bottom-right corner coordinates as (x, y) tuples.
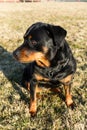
(0, 45), (66, 103)
(0, 45), (69, 123)
(0, 45), (74, 129)
(0, 45), (29, 104)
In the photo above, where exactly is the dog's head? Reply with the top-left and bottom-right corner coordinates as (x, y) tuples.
(13, 22), (67, 67)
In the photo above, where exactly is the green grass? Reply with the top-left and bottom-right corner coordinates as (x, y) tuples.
(0, 2), (87, 130)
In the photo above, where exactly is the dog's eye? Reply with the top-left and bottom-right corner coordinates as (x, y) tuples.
(32, 40), (37, 45)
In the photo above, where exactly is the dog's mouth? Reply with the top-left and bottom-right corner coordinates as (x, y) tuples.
(13, 49), (50, 67)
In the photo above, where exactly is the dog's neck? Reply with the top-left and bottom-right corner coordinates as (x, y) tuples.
(35, 58), (70, 80)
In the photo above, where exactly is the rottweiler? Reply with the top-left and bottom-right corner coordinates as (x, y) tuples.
(13, 22), (76, 116)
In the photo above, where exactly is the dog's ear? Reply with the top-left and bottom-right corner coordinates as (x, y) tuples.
(46, 24), (67, 48)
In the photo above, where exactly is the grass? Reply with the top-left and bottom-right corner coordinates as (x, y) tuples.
(0, 2), (87, 130)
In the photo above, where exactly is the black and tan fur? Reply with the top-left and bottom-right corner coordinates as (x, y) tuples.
(13, 22), (76, 116)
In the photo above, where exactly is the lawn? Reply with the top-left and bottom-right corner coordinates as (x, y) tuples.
(0, 2), (87, 130)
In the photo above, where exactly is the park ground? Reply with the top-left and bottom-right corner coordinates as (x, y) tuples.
(0, 2), (87, 130)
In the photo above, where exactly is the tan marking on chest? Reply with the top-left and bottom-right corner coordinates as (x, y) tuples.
(34, 73), (49, 81)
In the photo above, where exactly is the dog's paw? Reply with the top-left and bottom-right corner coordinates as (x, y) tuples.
(29, 101), (37, 117)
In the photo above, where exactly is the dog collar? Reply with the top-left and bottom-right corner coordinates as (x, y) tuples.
(35, 58), (69, 80)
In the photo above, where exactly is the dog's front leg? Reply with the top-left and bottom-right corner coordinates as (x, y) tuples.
(29, 79), (37, 116)
(64, 83), (73, 107)
(60, 75), (74, 108)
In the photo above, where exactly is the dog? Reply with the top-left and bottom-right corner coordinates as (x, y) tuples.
(13, 22), (76, 116)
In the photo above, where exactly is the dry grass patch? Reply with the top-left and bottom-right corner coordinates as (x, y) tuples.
(0, 2), (87, 130)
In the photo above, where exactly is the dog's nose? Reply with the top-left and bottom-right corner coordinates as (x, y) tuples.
(13, 50), (20, 58)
